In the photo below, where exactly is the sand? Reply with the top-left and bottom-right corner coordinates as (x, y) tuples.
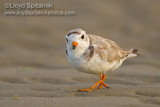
(0, 0), (160, 107)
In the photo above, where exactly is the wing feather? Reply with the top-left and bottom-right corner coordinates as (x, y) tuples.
(88, 34), (128, 62)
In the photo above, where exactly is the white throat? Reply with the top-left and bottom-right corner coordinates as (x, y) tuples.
(67, 40), (90, 59)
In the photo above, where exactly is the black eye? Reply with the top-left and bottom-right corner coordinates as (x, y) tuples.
(81, 35), (84, 39)
(66, 38), (68, 42)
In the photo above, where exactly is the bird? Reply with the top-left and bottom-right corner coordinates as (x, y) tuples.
(65, 28), (139, 92)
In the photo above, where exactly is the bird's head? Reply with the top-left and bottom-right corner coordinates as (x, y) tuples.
(66, 28), (90, 52)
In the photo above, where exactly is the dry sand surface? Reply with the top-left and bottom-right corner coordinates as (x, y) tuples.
(0, 0), (160, 107)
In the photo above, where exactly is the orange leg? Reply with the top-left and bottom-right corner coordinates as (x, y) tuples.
(97, 74), (104, 89)
(78, 73), (109, 92)
(97, 74), (109, 89)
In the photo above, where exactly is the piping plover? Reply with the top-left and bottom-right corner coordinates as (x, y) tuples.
(66, 28), (139, 92)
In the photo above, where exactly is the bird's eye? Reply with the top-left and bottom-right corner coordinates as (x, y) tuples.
(81, 34), (84, 39)
(66, 38), (68, 42)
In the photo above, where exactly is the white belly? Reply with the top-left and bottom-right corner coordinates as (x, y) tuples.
(67, 53), (124, 74)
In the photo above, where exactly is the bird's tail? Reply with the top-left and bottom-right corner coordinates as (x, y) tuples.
(127, 49), (140, 58)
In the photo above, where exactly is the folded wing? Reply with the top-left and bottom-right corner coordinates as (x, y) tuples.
(88, 34), (128, 63)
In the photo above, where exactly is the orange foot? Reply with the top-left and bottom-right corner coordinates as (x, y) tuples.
(78, 73), (109, 92)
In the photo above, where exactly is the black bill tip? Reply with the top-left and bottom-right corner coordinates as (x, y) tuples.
(73, 45), (76, 49)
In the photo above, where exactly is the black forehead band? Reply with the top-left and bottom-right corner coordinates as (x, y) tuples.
(67, 31), (81, 36)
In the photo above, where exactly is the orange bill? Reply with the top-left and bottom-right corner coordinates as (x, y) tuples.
(72, 41), (78, 47)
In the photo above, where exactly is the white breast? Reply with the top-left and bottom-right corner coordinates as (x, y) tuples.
(67, 50), (124, 74)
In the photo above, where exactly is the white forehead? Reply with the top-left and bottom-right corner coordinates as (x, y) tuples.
(66, 33), (80, 40)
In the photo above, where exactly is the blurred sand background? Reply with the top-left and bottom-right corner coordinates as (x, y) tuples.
(0, 0), (160, 107)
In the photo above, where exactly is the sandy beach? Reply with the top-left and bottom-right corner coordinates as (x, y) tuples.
(0, 0), (160, 107)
